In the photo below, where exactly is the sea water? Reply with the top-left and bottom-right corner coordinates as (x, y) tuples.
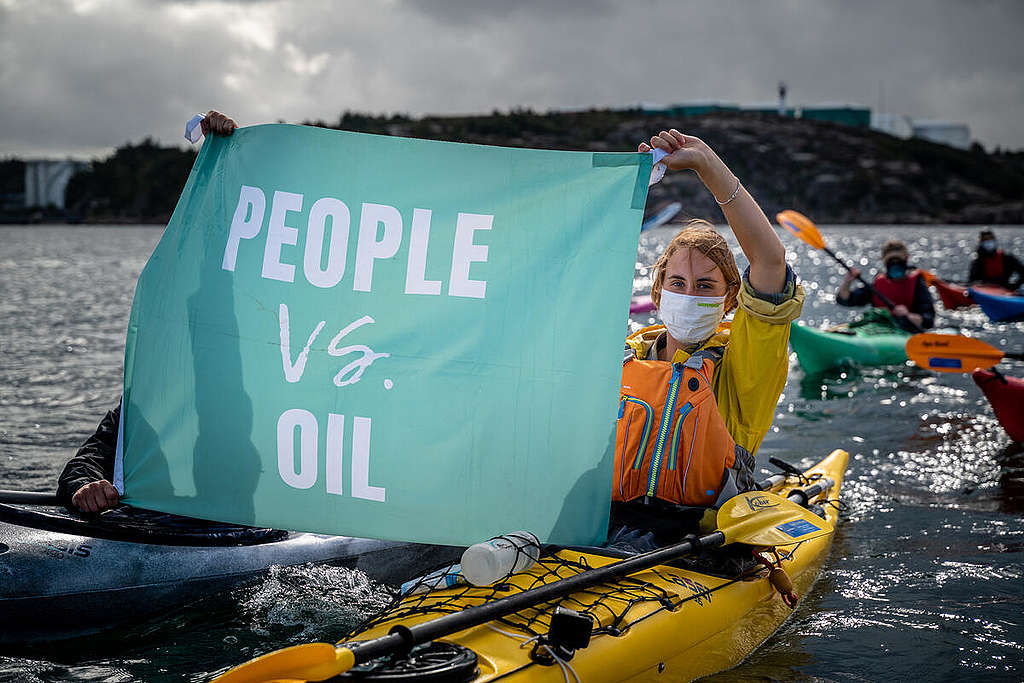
(1, 224), (1022, 681)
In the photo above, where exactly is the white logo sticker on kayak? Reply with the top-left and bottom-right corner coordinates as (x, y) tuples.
(746, 495), (780, 512)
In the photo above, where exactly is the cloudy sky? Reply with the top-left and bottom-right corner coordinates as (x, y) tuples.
(2, 0), (1022, 159)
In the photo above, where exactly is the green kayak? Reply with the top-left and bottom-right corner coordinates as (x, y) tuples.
(789, 310), (910, 375)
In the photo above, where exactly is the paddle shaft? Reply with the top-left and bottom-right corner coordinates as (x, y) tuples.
(347, 480), (834, 666)
(823, 246), (925, 333)
(0, 489), (60, 505)
(823, 246), (895, 309)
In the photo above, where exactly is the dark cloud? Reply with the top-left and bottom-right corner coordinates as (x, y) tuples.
(1, 0), (1022, 158)
(395, 0), (618, 27)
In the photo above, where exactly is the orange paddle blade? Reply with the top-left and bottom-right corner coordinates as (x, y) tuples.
(905, 333), (1004, 373)
(775, 210), (825, 250)
(917, 269), (938, 286)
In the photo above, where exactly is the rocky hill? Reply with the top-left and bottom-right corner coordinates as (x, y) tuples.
(337, 108), (1022, 225)
(8, 109), (1023, 224)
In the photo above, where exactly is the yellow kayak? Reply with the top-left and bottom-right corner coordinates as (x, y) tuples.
(216, 448), (848, 683)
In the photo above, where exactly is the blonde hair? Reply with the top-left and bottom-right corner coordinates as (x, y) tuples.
(650, 220), (741, 313)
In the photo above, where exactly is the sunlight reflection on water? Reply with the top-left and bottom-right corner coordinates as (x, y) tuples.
(1, 224), (1022, 681)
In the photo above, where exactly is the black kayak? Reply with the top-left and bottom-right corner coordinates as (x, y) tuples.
(0, 502), (460, 643)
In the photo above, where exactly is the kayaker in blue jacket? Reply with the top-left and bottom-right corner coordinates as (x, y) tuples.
(836, 239), (935, 332)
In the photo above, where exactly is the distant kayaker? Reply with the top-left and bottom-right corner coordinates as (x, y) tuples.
(836, 239), (935, 332)
(968, 229), (1024, 290)
(56, 111), (239, 514)
(609, 129), (805, 553)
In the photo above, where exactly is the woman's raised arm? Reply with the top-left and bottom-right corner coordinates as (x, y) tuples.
(641, 129), (787, 294)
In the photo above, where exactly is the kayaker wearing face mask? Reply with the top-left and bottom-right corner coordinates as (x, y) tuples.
(968, 229), (1024, 290)
(836, 239), (935, 333)
(609, 130), (805, 553)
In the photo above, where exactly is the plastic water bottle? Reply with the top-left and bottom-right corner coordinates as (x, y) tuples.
(460, 531), (541, 586)
(399, 563), (467, 596)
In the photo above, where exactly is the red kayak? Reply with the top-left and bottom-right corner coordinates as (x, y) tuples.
(925, 274), (1011, 311)
(929, 278), (1011, 311)
(972, 369), (1024, 442)
(932, 278), (972, 309)
(629, 294), (655, 314)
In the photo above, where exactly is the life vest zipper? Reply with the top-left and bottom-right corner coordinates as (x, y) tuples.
(646, 364), (682, 498)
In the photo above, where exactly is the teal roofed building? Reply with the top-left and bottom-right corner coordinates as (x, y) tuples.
(641, 101), (871, 128)
(798, 105), (871, 128)
(740, 103), (799, 117)
(739, 103), (871, 127)
(639, 102), (739, 117)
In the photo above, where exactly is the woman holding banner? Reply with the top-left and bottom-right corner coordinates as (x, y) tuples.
(609, 129), (804, 553)
(60, 118), (799, 554)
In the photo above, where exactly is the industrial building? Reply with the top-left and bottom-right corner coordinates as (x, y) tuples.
(23, 159), (90, 209)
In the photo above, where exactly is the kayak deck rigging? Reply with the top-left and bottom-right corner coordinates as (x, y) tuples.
(327, 453), (846, 682)
(354, 547), (769, 646)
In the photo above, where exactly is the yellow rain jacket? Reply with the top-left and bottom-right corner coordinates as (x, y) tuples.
(626, 271), (805, 455)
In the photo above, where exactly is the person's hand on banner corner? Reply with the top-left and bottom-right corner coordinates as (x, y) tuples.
(201, 110), (237, 137)
(72, 479), (120, 513)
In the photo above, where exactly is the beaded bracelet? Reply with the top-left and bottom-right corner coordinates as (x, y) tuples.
(716, 177), (742, 206)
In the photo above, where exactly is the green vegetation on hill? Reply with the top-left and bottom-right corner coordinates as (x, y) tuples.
(0, 159), (25, 196)
(64, 139), (197, 223)
(8, 109), (1024, 224)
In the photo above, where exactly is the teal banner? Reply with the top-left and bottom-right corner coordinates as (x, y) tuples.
(116, 124), (650, 546)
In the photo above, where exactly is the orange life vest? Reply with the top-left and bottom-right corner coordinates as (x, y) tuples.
(613, 348), (750, 508)
(871, 269), (920, 309)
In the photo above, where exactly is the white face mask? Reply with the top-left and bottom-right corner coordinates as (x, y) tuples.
(657, 290), (727, 344)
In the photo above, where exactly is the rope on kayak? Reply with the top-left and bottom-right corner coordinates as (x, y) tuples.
(754, 545), (801, 609)
(821, 498), (849, 513)
(348, 550), (755, 647)
(802, 471), (825, 487)
(485, 624), (581, 683)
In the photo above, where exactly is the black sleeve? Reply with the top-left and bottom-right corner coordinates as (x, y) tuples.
(968, 255), (983, 283)
(913, 276), (936, 329)
(1006, 253), (1024, 290)
(836, 284), (871, 307)
(56, 402), (120, 505)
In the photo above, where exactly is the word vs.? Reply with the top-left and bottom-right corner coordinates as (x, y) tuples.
(278, 303), (389, 387)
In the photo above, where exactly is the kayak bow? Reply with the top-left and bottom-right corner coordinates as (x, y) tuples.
(789, 319), (909, 375)
(0, 503), (460, 643)
(968, 287), (1024, 323)
(973, 369), (1024, 442)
